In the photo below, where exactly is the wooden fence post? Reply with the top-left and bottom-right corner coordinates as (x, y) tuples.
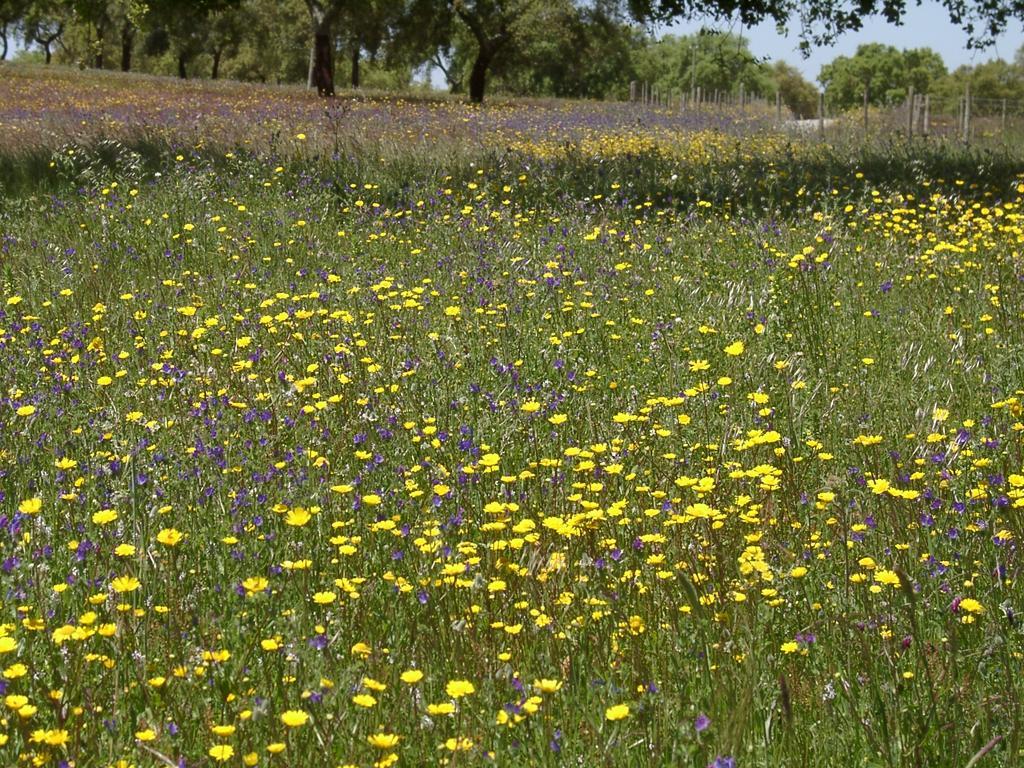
(818, 90), (825, 138)
(963, 85), (971, 142)
(907, 85), (914, 139)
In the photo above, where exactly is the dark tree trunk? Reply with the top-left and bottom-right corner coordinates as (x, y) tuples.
(350, 46), (359, 88)
(120, 23), (133, 72)
(178, 52), (187, 79)
(312, 26), (334, 96)
(1, 23), (8, 60)
(212, 49), (222, 79)
(36, 23), (63, 65)
(468, 47), (493, 104)
(94, 22), (105, 68)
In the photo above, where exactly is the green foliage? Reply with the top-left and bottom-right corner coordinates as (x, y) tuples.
(933, 56), (1024, 104)
(819, 43), (946, 111)
(478, 0), (642, 99)
(634, 31), (775, 100)
(772, 60), (818, 118)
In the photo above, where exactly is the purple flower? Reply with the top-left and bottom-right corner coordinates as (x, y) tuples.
(695, 713), (711, 733)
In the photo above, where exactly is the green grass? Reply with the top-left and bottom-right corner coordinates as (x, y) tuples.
(0, 68), (1023, 768)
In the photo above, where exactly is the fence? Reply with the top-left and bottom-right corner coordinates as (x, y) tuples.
(627, 80), (1024, 143)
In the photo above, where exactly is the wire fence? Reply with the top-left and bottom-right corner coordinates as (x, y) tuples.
(626, 80), (1024, 143)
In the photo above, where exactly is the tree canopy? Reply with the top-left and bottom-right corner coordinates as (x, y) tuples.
(3, 0), (1024, 106)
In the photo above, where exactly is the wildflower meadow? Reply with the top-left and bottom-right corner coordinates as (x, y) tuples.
(0, 64), (1022, 768)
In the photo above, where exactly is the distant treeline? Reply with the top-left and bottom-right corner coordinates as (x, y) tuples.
(1, 1), (1021, 113)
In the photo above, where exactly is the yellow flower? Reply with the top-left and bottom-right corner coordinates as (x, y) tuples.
(135, 729), (157, 741)
(367, 733), (400, 749)
(605, 703), (630, 721)
(427, 702), (455, 716)
(352, 694), (377, 708)
(350, 642), (372, 657)
(312, 591), (336, 604)
(867, 478), (890, 494)
(92, 509), (118, 525)
(242, 577), (269, 594)
(111, 576), (141, 593)
(18, 498), (42, 515)
(285, 507), (311, 526)
(533, 679), (563, 694)
(211, 724), (236, 736)
(724, 340), (745, 356)
(209, 744), (234, 762)
(280, 710), (309, 727)
(873, 570), (901, 588)
(445, 680), (475, 698)
(362, 677), (386, 692)
(361, 494), (381, 506)
(156, 528), (184, 546)
(15, 405), (35, 417)
(959, 598), (984, 614)
(780, 641), (799, 654)
(400, 669), (424, 684)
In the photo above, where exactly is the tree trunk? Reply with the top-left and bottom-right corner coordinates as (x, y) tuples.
(305, 2), (336, 97)
(312, 25), (334, 96)
(468, 47), (493, 104)
(178, 53), (187, 79)
(350, 46), (360, 89)
(1, 23), (8, 60)
(37, 23), (62, 65)
(120, 23), (133, 72)
(212, 49), (222, 79)
(94, 21), (105, 68)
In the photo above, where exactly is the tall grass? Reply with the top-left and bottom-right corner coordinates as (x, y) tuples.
(0, 66), (1022, 768)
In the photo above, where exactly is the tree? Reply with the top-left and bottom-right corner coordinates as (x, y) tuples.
(338, 0), (405, 88)
(629, 0), (1023, 55)
(305, 0), (343, 95)
(818, 43), (945, 110)
(21, 0), (67, 64)
(933, 55), (1024, 105)
(227, 0), (308, 84)
(207, 3), (249, 78)
(144, 0), (240, 78)
(449, 0), (531, 103)
(0, 0), (30, 60)
(634, 30), (774, 101)
(772, 60), (818, 118)
(479, 0), (640, 99)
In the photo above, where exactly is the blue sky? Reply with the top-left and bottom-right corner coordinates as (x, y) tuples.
(662, 1), (1024, 84)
